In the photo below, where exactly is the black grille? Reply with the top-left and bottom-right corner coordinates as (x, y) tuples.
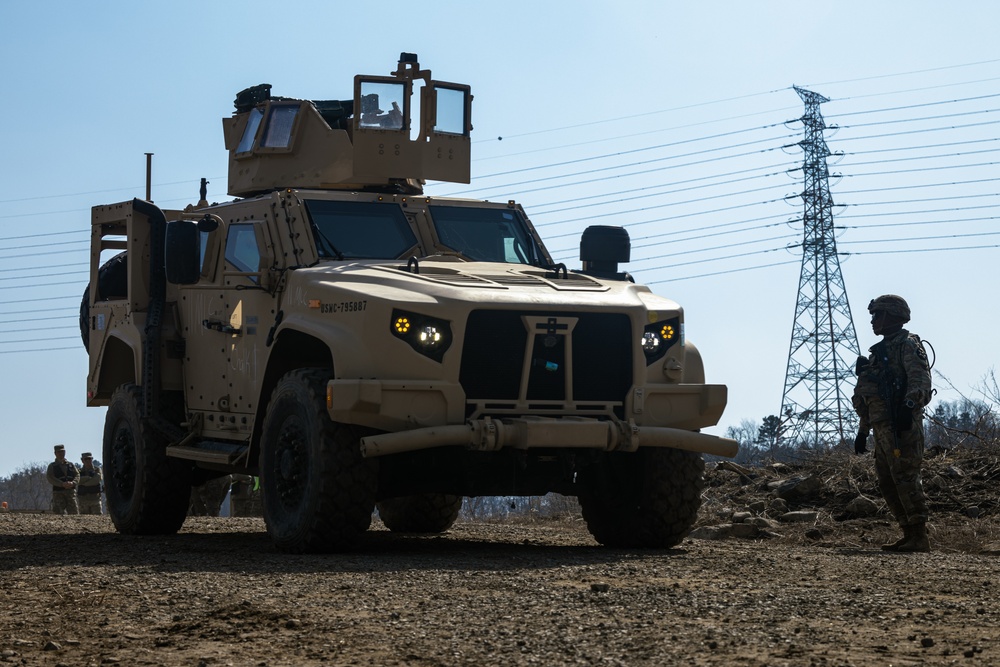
(459, 310), (633, 403)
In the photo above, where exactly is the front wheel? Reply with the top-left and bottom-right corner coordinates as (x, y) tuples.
(577, 447), (705, 548)
(103, 384), (191, 534)
(259, 368), (378, 553)
(377, 494), (463, 533)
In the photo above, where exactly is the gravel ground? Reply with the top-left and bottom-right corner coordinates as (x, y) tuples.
(1, 512), (997, 666)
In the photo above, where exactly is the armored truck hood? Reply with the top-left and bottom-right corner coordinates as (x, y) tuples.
(287, 259), (680, 312)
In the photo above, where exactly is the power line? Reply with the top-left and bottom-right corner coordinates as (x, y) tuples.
(842, 242), (1000, 256)
(830, 76), (1000, 104)
(645, 240), (1000, 283)
(833, 118), (1000, 143)
(531, 176), (790, 216)
(628, 232), (798, 264)
(0, 229), (88, 241)
(806, 58), (1000, 88)
(0, 346), (79, 355)
(0, 263), (88, 274)
(835, 106), (999, 130)
(0, 295), (79, 305)
(463, 126), (796, 183)
(646, 259), (800, 283)
(0, 325), (76, 335)
(0, 335), (78, 344)
(535, 165), (785, 213)
(846, 136), (1000, 158)
(0, 248), (90, 260)
(0, 239), (89, 251)
(457, 148), (795, 200)
(828, 93), (1000, 119)
(0, 314), (78, 324)
(0, 279), (85, 291)
(0, 177), (225, 205)
(0, 271), (88, 282)
(478, 90), (791, 144)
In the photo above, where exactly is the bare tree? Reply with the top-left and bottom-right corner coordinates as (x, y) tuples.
(0, 462), (50, 511)
(929, 370), (1000, 448)
(725, 419), (762, 464)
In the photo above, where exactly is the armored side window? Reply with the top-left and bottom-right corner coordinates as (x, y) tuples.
(261, 104), (299, 149)
(225, 224), (262, 281)
(429, 206), (541, 264)
(304, 200), (417, 260)
(433, 86), (468, 136)
(236, 108), (264, 155)
(358, 82), (405, 131)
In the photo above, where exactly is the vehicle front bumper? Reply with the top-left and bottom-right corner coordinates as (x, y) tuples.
(327, 378), (737, 459)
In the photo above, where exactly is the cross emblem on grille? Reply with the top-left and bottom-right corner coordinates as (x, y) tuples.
(537, 317), (568, 336)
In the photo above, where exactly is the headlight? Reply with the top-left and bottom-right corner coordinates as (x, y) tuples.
(390, 309), (452, 362)
(642, 316), (681, 364)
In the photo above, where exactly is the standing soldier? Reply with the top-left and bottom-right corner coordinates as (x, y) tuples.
(188, 475), (233, 517)
(77, 452), (104, 515)
(852, 294), (933, 552)
(45, 444), (80, 515)
(230, 474), (254, 517)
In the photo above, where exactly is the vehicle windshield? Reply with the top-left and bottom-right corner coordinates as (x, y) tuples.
(304, 200), (418, 259)
(429, 206), (543, 264)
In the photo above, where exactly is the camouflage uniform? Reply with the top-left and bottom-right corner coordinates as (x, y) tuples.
(77, 453), (104, 515)
(852, 295), (933, 551)
(189, 475), (233, 517)
(230, 474), (256, 517)
(46, 445), (80, 515)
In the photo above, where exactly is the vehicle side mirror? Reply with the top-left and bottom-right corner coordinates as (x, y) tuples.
(165, 220), (201, 284)
(580, 225), (630, 279)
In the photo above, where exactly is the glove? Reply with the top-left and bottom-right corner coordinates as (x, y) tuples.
(854, 429), (869, 455)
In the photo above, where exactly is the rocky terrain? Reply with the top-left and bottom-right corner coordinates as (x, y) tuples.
(1, 446), (998, 666)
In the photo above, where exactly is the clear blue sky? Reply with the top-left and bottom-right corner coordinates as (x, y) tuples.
(1, 1), (998, 476)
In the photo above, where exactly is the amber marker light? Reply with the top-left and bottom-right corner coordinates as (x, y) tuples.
(389, 308), (453, 362)
(642, 316), (681, 365)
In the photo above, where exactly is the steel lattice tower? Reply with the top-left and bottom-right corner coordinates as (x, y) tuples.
(779, 86), (861, 447)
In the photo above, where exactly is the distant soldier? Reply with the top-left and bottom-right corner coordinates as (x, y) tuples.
(46, 444), (80, 515)
(852, 295), (933, 552)
(189, 475), (233, 517)
(77, 452), (104, 515)
(230, 474), (254, 517)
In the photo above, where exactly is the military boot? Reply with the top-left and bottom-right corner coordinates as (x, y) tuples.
(881, 524), (912, 551)
(895, 522), (930, 553)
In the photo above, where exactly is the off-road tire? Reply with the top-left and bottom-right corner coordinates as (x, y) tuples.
(80, 251), (128, 348)
(377, 494), (463, 533)
(103, 384), (191, 534)
(577, 447), (705, 548)
(259, 368), (378, 553)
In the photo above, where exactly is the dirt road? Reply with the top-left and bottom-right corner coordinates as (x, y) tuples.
(0, 513), (996, 666)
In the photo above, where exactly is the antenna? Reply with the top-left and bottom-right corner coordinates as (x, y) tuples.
(779, 87), (861, 447)
(145, 152), (154, 202)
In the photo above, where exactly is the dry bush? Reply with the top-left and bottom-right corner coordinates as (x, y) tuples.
(701, 438), (1000, 553)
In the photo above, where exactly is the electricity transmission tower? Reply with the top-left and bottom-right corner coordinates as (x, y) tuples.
(779, 86), (861, 447)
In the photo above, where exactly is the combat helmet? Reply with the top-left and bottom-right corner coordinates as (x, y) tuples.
(868, 294), (910, 322)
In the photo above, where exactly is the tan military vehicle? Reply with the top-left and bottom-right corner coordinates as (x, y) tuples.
(82, 54), (737, 552)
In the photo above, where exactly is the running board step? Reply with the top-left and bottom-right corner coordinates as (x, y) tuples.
(166, 442), (248, 464)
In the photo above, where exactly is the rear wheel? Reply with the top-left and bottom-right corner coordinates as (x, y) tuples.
(259, 368), (378, 553)
(103, 384), (191, 534)
(377, 494), (463, 533)
(578, 447), (704, 548)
